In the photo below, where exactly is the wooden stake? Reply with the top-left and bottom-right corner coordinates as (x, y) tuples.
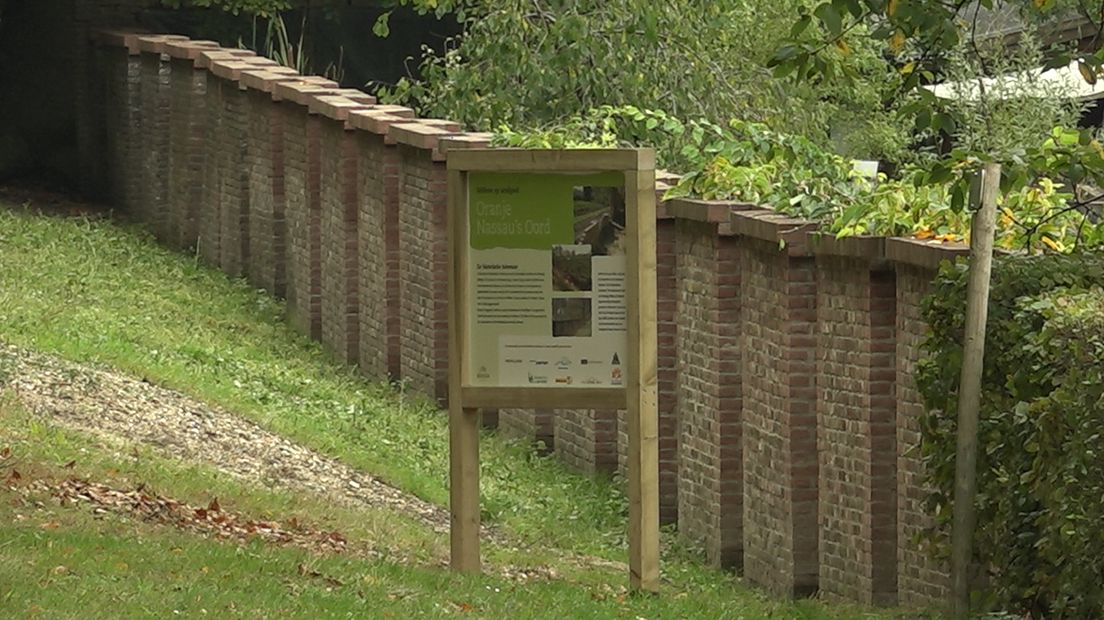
(950, 162), (1001, 617)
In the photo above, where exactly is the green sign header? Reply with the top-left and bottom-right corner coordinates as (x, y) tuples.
(468, 172), (622, 250)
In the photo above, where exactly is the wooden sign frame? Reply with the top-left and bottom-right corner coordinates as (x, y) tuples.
(446, 148), (659, 592)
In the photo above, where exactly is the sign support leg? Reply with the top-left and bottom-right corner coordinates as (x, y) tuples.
(450, 404), (481, 573)
(626, 167), (660, 593)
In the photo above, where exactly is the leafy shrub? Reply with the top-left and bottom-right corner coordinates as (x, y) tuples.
(918, 253), (1104, 617)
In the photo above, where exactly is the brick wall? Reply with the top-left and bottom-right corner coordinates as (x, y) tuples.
(395, 139), (451, 402)
(244, 82), (286, 296)
(615, 217), (679, 524)
(349, 110), (409, 380)
(319, 113), (361, 364)
(740, 231), (819, 597)
(282, 100), (323, 339)
(102, 45), (137, 209)
(197, 67), (223, 266)
(74, 2), (162, 198)
(167, 54), (208, 251)
(675, 217), (743, 568)
(117, 43), (144, 217)
(137, 41), (172, 241)
(656, 218), (680, 526)
(894, 262), (951, 607)
(216, 77), (249, 278)
(554, 408), (619, 475)
(499, 408), (555, 449)
(815, 251), (897, 605)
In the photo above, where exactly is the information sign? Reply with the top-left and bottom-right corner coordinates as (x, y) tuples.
(467, 172), (627, 389)
(446, 149), (658, 593)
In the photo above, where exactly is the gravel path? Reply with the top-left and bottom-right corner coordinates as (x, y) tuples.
(0, 344), (458, 536)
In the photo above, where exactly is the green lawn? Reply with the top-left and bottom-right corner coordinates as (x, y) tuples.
(0, 201), (908, 618)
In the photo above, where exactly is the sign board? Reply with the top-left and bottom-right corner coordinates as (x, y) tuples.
(466, 171), (627, 389)
(446, 149), (659, 592)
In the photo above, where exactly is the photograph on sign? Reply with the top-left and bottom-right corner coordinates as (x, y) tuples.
(466, 172), (627, 389)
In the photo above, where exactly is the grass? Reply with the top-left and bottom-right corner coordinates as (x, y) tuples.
(0, 201), (908, 618)
(0, 399), (875, 619)
(0, 204), (627, 556)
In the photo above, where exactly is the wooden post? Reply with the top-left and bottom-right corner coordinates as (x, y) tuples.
(950, 162), (1001, 617)
(626, 168), (660, 593)
(448, 168), (481, 573)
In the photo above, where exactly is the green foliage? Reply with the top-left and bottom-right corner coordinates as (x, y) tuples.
(255, 13), (308, 73)
(160, 0), (290, 18)
(937, 33), (1084, 161)
(236, 13), (345, 83)
(379, 0), (912, 164)
(918, 254), (1104, 617)
(495, 106), (1103, 249)
(771, 0), (1104, 153)
(493, 106), (869, 222)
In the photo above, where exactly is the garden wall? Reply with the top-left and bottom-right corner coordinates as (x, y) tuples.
(87, 31), (968, 610)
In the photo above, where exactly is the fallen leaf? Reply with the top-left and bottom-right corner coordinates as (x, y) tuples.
(40, 521), (60, 530)
(0, 447), (10, 459)
(208, 498), (220, 512)
(63, 460), (76, 470)
(8, 469), (22, 481)
(52, 565), (68, 575)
